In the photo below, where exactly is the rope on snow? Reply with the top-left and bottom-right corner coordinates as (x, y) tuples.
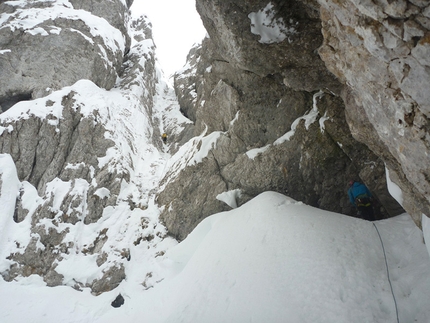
(373, 222), (400, 323)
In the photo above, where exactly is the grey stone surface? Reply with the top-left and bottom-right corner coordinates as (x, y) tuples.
(0, 91), (117, 202)
(0, 8), (157, 293)
(69, 0), (132, 43)
(196, 0), (340, 92)
(0, 0), (128, 106)
(158, 0), (430, 240)
(90, 264), (126, 296)
(158, 154), (231, 241)
(158, 26), (403, 240)
(318, 0), (430, 224)
(174, 46), (202, 123)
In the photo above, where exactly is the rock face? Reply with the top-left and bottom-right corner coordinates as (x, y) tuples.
(0, 4), (164, 293)
(157, 0), (405, 240)
(317, 0), (430, 224)
(0, 0), (131, 110)
(195, 0), (339, 92)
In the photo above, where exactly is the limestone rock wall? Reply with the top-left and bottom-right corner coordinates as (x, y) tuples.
(157, 0), (404, 240)
(317, 0), (430, 224)
(195, 0), (339, 92)
(0, 0), (132, 110)
(0, 6), (160, 293)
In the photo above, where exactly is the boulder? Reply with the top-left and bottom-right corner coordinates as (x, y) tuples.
(111, 293), (125, 308)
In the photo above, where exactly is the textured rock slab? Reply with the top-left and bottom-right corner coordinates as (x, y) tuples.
(158, 32), (403, 240)
(0, 0), (129, 109)
(196, 0), (340, 92)
(0, 15), (164, 293)
(318, 0), (430, 224)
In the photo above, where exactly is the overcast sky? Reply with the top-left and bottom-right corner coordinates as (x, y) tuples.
(130, 0), (207, 78)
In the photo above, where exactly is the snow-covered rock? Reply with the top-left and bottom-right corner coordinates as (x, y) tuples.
(195, 0), (339, 92)
(157, 2), (404, 240)
(1, 192), (429, 322)
(0, 0), (130, 108)
(0, 10), (183, 293)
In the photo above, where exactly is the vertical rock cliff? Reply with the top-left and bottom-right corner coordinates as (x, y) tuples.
(156, 0), (406, 240)
(317, 0), (430, 224)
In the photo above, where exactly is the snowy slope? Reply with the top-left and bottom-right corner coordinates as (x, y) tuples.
(1, 192), (429, 323)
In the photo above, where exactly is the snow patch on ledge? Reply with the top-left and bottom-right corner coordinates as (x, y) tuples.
(319, 112), (329, 134)
(193, 131), (222, 164)
(248, 2), (298, 44)
(94, 187), (110, 199)
(160, 129), (223, 187)
(274, 91), (324, 145)
(0, 4), (124, 54)
(0, 125), (13, 136)
(230, 111), (240, 126)
(385, 166), (403, 206)
(216, 189), (242, 208)
(0, 154), (21, 228)
(246, 144), (271, 160)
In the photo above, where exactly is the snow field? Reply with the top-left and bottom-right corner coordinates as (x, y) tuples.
(2, 192), (430, 322)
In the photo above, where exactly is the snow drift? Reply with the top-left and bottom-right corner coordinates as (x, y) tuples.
(1, 192), (429, 323)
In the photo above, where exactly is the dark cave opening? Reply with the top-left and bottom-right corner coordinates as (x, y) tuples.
(0, 93), (32, 113)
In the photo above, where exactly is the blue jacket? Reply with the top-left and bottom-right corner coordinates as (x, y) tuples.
(348, 182), (372, 206)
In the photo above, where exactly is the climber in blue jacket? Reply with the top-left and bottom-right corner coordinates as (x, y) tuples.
(348, 180), (374, 221)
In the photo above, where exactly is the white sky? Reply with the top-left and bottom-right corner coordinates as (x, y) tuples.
(130, 0), (207, 78)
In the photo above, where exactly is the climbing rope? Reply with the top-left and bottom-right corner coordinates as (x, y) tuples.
(373, 222), (400, 323)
